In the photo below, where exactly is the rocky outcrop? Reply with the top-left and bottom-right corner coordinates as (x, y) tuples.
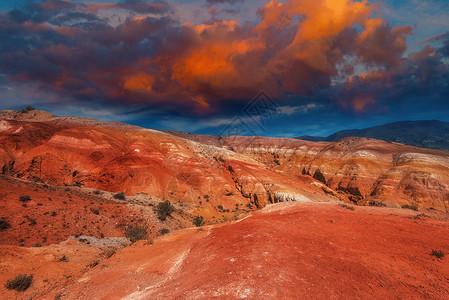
(1, 111), (449, 211)
(0, 115), (335, 218)
(186, 135), (449, 211)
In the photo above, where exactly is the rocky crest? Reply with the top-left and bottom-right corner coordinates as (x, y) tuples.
(1, 110), (449, 212)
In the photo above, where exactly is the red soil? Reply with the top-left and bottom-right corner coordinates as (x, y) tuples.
(0, 176), (201, 247)
(1, 111), (449, 299)
(58, 202), (449, 299)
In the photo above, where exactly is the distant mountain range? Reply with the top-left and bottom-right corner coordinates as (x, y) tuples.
(297, 120), (449, 151)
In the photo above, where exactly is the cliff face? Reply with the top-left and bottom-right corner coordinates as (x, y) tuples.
(1, 111), (449, 211)
(184, 135), (449, 211)
(0, 115), (334, 218)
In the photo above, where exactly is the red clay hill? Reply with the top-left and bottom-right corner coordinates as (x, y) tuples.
(0, 109), (449, 299)
(1, 109), (449, 211)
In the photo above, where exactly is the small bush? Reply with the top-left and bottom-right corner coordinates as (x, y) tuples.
(0, 219), (11, 231)
(402, 204), (418, 211)
(104, 249), (116, 259)
(159, 228), (170, 235)
(58, 255), (68, 262)
(431, 249), (445, 259)
(413, 213), (429, 219)
(193, 216), (204, 227)
(5, 274), (33, 291)
(155, 201), (175, 221)
(89, 260), (99, 268)
(339, 204), (355, 211)
(125, 224), (148, 243)
(368, 201), (387, 207)
(90, 208), (100, 215)
(54, 293), (64, 300)
(113, 192), (126, 200)
(19, 195), (31, 202)
(93, 190), (102, 195)
(25, 106), (35, 111)
(24, 215), (37, 225)
(217, 205), (224, 210)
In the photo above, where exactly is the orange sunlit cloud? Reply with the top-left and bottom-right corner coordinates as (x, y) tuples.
(0, 0), (421, 114)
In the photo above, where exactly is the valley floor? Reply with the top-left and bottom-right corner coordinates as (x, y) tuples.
(1, 202), (449, 299)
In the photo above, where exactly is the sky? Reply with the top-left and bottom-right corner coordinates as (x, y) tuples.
(0, 0), (448, 137)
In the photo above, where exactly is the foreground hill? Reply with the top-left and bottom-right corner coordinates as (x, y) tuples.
(1, 202), (448, 299)
(298, 120), (449, 151)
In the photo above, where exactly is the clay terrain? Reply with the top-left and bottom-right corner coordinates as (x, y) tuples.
(1, 109), (449, 299)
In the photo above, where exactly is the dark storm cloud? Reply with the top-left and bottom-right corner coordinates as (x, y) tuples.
(0, 0), (447, 118)
(116, 0), (171, 14)
(336, 43), (449, 114)
(206, 0), (244, 5)
(435, 33), (449, 57)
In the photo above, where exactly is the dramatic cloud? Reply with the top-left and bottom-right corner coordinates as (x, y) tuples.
(0, 0), (447, 116)
(337, 43), (449, 114)
(207, 0), (244, 5)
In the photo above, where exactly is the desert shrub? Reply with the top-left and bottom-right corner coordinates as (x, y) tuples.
(90, 208), (100, 215)
(93, 190), (102, 195)
(19, 195), (31, 202)
(339, 204), (355, 211)
(113, 192), (126, 200)
(217, 205), (224, 210)
(413, 213), (429, 219)
(155, 201), (175, 221)
(58, 255), (68, 262)
(193, 216), (204, 227)
(0, 219), (11, 231)
(24, 216), (37, 225)
(125, 224), (148, 243)
(368, 201), (387, 207)
(431, 249), (445, 259)
(104, 249), (116, 259)
(89, 260), (99, 268)
(5, 274), (33, 291)
(401, 204), (418, 211)
(54, 293), (64, 300)
(159, 228), (170, 235)
(25, 106), (35, 111)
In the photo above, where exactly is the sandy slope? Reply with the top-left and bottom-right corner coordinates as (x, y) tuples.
(54, 202), (449, 299)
